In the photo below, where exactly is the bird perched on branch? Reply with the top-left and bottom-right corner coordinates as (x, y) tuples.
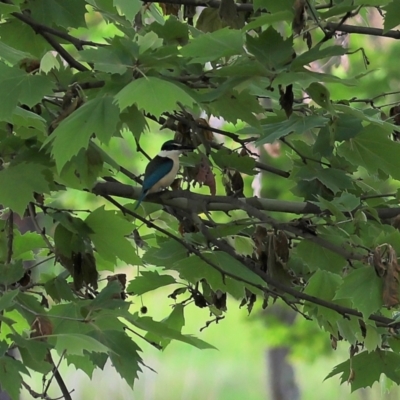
(134, 140), (194, 209)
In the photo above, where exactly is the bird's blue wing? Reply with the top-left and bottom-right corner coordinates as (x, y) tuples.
(142, 157), (174, 192)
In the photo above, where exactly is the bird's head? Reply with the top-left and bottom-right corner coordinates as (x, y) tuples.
(158, 140), (194, 157)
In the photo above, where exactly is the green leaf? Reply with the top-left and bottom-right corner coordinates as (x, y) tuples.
(338, 124), (400, 180)
(246, 27), (293, 69)
(0, 3), (21, 16)
(132, 314), (216, 350)
(13, 231), (46, 259)
(0, 290), (19, 312)
(303, 270), (344, 322)
(243, 114), (328, 145)
(211, 148), (256, 175)
(127, 271), (177, 295)
(11, 334), (51, 374)
(0, 356), (29, 400)
(40, 52), (60, 74)
(115, 77), (197, 118)
(384, 1), (400, 32)
(325, 350), (400, 391)
(150, 17), (189, 45)
(291, 45), (348, 69)
(66, 354), (96, 379)
(143, 239), (187, 266)
(253, 0), (293, 13)
(0, 63), (55, 122)
(0, 40), (31, 65)
(297, 240), (347, 273)
(334, 266), (383, 317)
(172, 254), (242, 298)
(29, 0), (87, 28)
(53, 333), (110, 356)
(87, 329), (143, 386)
(364, 324), (382, 352)
(146, 304), (186, 348)
(306, 82), (336, 114)
(181, 28), (244, 62)
(295, 165), (354, 194)
(210, 89), (264, 127)
(0, 261), (25, 286)
(243, 10), (293, 31)
(87, 280), (126, 310)
(44, 276), (75, 303)
(207, 252), (266, 292)
(43, 96), (120, 172)
(12, 107), (47, 133)
(196, 8), (223, 33)
(0, 163), (50, 215)
(113, 0), (142, 21)
(78, 47), (129, 75)
(85, 207), (141, 265)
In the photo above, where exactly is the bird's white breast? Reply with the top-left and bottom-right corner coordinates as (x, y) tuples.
(148, 153), (180, 194)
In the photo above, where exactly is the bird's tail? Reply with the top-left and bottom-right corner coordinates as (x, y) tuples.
(134, 190), (147, 210)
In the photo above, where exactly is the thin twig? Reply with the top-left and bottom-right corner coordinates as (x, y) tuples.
(28, 203), (55, 253)
(44, 351), (73, 400)
(124, 326), (163, 350)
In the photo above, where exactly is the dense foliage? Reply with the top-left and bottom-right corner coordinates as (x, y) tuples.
(1, 0), (400, 398)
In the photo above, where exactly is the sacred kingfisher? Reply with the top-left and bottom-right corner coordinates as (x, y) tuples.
(135, 140), (194, 209)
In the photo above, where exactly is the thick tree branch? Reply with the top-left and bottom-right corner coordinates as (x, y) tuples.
(326, 22), (400, 40)
(93, 181), (400, 221)
(93, 182), (368, 261)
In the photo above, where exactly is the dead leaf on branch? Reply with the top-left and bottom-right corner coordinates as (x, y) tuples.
(107, 273), (127, 300)
(193, 155), (216, 195)
(390, 105), (400, 141)
(292, 0), (307, 35)
(279, 84), (294, 118)
(174, 117), (214, 150)
(49, 85), (86, 134)
(222, 168), (244, 197)
(58, 250), (98, 291)
(273, 230), (290, 263)
(252, 227), (292, 285)
(373, 244), (400, 307)
(158, 3), (180, 15)
(30, 316), (53, 340)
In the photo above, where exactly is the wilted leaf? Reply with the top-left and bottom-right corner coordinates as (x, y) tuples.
(292, 0), (307, 35)
(31, 316), (53, 340)
(279, 84), (294, 118)
(193, 155), (216, 195)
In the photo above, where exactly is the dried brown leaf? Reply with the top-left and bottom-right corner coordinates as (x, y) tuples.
(252, 226), (268, 258)
(107, 273), (127, 299)
(279, 84), (294, 118)
(383, 246), (400, 307)
(273, 230), (290, 263)
(19, 58), (40, 73)
(390, 105), (400, 141)
(222, 169), (244, 197)
(31, 316), (53, 340)
(292, 0), (307, 35)
(159, 3), (180, 15)
(195, 155), (216, 195)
